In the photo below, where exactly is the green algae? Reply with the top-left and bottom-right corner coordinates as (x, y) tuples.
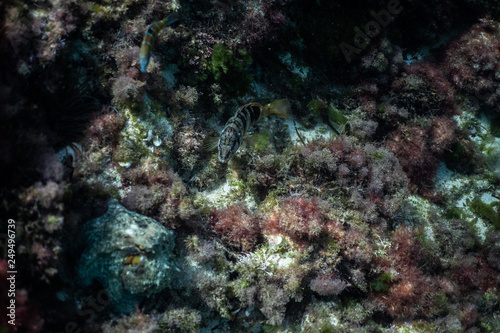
(469, 197), (500, 229)
(307, 99), (348, 135)
(208, 44), (253, 96)
(113, 140), (148, 164)
(481, 313), (500, 333)
(327, 106), (348, 131)
(445, 206), (465, 220)
(429, 293), (450, 317)
(480, 289), (499, 311)
(251, 129), (272, 153)
(370, 272), (391, 292)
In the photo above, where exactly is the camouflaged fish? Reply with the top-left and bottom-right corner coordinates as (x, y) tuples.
(218, 99), (291, 163)
(139, 12), (179, 72)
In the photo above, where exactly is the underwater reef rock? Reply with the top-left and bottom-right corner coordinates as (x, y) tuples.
(77, 199), (176, 312)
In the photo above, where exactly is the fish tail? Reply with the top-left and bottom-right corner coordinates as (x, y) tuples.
(161, 12), (180, 26)
(263, 99), (290, 119)
(139, 12), (179, 72)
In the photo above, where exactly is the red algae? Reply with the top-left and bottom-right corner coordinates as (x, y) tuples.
(208, 203), (261, 251)
(262, 196), (328, 247)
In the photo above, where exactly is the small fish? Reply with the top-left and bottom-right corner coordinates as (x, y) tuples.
(218, 99), (291, 163)
(139, 12), (179, 72)
(123, 245), (145, 266)
(124, 254), (143, 266)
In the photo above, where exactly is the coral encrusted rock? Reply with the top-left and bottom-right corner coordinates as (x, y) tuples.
(77, 199), (176, 312)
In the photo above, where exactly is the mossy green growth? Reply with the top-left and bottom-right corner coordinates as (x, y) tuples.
(113, 140), (148, 164)
(480, 289), (499, 311)
(480, 313), (500, 333)
(209, 45), (238, 80)
(445, 206), (465, 220)
(238, 279), (251, 289)
(490, 117), (500, 138)
(370, 273), (391, 292)
(325, 236), (341, 254)
(429, 293), (449, 316)
(208, 43), (253, 96)
(251, 130), (271, 153)
(469, 197), (500, 229)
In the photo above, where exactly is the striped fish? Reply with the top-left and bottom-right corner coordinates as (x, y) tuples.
(218, 99), (291, 163)
(139, 12), (179, 72)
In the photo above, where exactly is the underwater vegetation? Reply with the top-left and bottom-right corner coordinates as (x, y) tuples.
(2, 0), (500, 332)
